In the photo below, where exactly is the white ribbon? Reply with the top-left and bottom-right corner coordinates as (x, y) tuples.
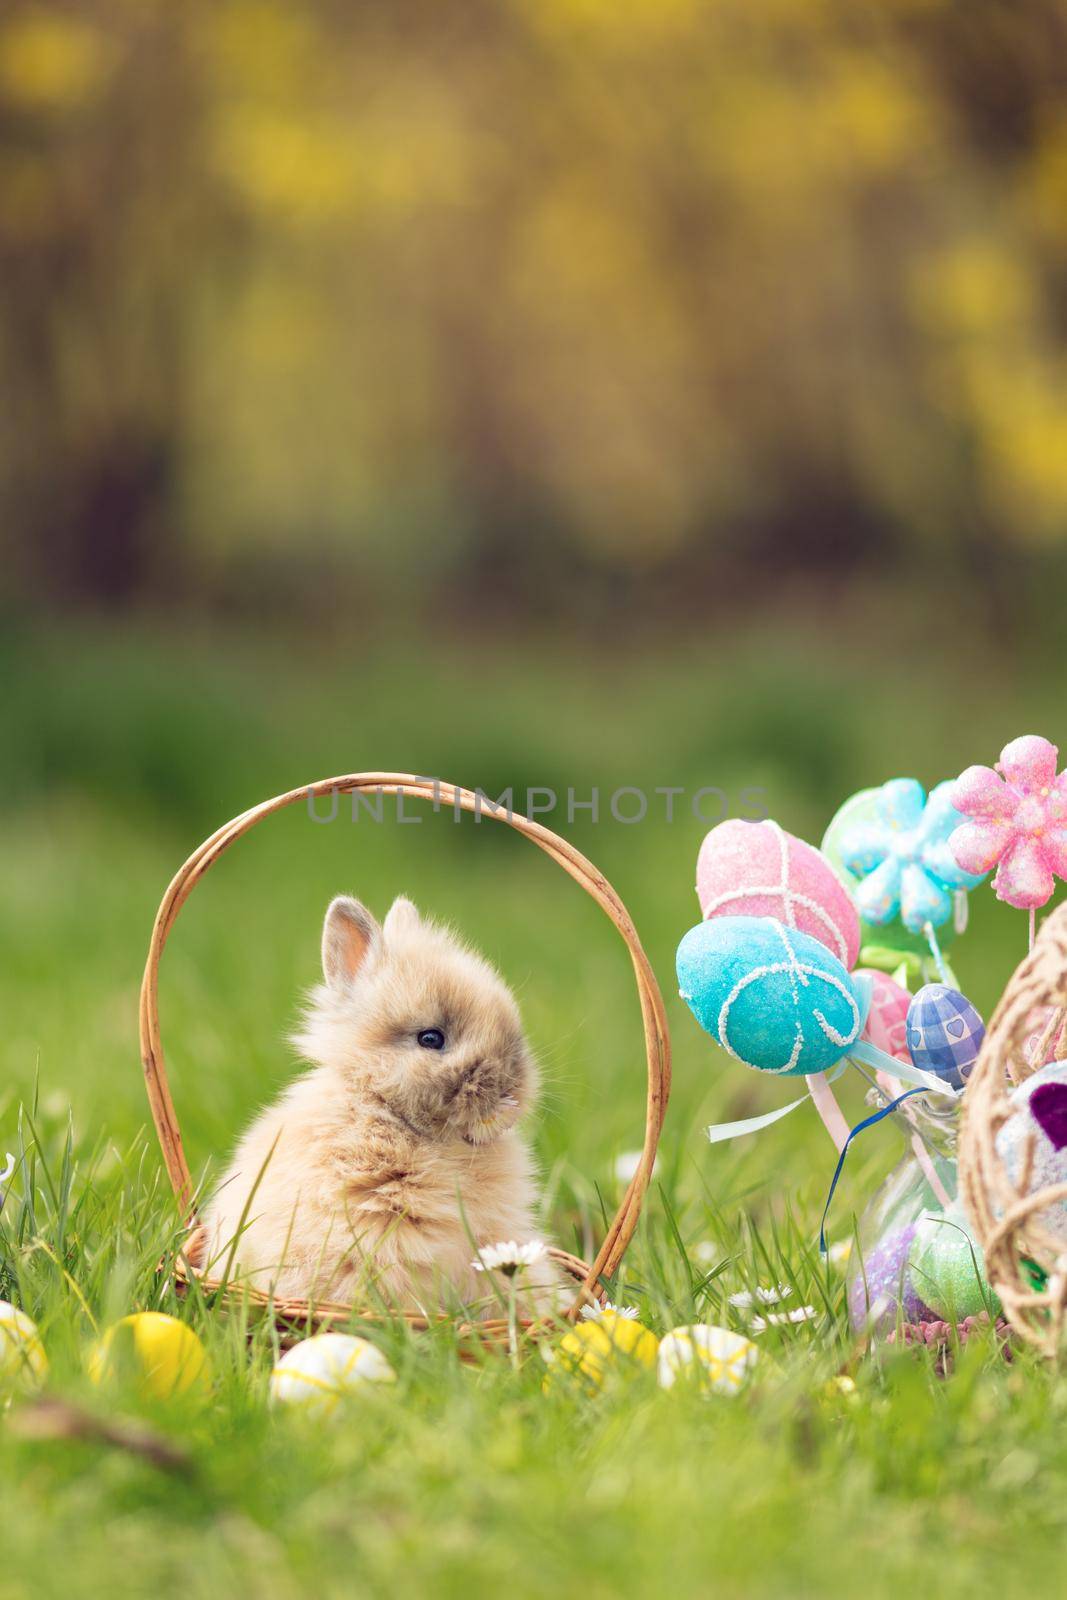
(706, 1094), (815, 1144)
(706, 1062), (849, 1145)
(848, 1040), (961, 1098)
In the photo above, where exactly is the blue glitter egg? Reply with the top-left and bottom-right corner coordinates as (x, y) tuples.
(676, 916), (864, 1078)
(906, 984), (985, 1089)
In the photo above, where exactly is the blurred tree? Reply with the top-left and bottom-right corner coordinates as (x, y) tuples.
(0, 5), (210, 601)
(0, 0), (1065, 615)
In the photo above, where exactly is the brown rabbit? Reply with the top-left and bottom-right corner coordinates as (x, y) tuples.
(200, 896), (559, 1312)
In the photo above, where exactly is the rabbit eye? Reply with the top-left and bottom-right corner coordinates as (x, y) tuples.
(417, 1028), (446, 1051)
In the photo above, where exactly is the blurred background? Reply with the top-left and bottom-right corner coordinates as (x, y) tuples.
(2, 0), (1066, 1234)
(4, 0), (1067, 624)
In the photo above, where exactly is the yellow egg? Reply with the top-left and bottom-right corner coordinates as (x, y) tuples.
(89, 1312), (210, 1400)
(0, 1302), (48, 1392)
(270, 1333), (397, 1417)
(543, 1311), (659, 1394)
(657, 1325), (758, 1396)
(822, 1373), (859, 1407)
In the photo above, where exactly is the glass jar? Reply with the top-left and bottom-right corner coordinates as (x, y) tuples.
(846, 1094), (961, 1335)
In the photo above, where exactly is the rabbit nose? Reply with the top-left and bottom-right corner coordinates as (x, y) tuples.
(447, 1064), (481, 1100)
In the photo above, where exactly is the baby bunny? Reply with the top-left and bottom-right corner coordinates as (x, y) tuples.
(200, 895), (560, 1313)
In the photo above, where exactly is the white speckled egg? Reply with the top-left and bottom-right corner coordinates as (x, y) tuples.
(657, 1325), (758, 1396)
(995, 1064), (1067, 1242)
(0, 1302), (48, 1392)
(270, 1333), (396, 1416)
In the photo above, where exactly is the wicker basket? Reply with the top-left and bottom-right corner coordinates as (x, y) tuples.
(139, 774), (672, 1348)
(959, 901), (1067, 1356)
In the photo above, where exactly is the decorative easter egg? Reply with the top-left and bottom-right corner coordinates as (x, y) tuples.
(696, 820), (860, 969)
(858, 969), (911, 1064)
(543, 1311), (658, 1395)
(821, 1374), (859, 1408)
(847, 1223), (933, 1334)
(676, 916), (863, 1077)
(270, 1334), (396, 1416)
(823, 789), (960, 959)
(908, 1202), (999, 1321)
(995, 1064), (1067, 1242)
(89, 1312), (210, 1400)
(0, 1302), (48, 1392)
(657, 1325), (759, 1395)
(906, 985), (985, 1090)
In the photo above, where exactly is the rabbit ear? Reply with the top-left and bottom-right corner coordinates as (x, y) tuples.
(322, 896), (381, 989)
(383, 897), (422, 941)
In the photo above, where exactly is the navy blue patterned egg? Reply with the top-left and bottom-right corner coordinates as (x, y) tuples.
(906, 984), (984, 1089)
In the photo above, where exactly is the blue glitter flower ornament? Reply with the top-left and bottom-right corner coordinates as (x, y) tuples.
(835, 778), (986, 935)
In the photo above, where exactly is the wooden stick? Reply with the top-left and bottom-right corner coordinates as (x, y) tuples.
(805, 1072), (850, 1154)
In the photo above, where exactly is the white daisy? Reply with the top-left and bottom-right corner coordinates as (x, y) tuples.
(827, 1239), (853, 1270)
(749, 1305), (817, 1333)
(471, 1239), (548, 1276)
(580, 1301), (639, 1322)
(728, 1283), (791, 1309)
(692, 1241), (719, 1267)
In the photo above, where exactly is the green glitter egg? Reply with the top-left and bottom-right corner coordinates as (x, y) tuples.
(908, 1202), (1000, 1322)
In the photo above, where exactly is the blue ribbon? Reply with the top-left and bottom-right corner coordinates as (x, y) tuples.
(818, 1088), (925, 1255)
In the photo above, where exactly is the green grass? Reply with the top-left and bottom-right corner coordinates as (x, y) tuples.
(1, 614), (1065, 1600)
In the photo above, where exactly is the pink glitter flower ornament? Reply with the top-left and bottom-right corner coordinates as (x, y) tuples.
(949, 736), (1067, 910)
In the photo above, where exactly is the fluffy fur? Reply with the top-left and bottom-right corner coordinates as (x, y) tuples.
(200, 895), (558, 1312)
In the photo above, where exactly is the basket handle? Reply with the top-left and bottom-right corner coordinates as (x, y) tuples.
(139, 773), (672, 1299)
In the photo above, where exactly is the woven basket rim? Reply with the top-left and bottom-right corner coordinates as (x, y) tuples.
(959, 900), (1067, 1356)
(139, 773), (672, 1338)
(174, 1231), (609, 1350)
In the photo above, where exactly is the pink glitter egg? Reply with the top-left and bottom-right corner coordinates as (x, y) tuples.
(858, 969), (910, 1063)
(696, 819), (861, 969)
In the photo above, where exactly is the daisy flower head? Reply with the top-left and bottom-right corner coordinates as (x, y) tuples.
(749, 1305), (817, 1333)
(580, 1301), (639, 1322)
(728, 1284), (791, 1310)
(471, 1239), (548, 1277)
